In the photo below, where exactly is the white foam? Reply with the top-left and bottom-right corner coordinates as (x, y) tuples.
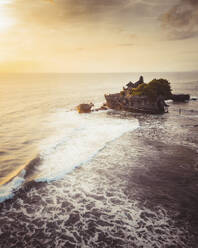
(0, 170), (25, 203)
(36, 110), (139, 182)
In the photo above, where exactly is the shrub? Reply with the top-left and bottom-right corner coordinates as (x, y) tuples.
(131, 78), (172, 101)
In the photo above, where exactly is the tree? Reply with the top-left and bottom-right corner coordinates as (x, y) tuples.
(131, 78), (172, 101)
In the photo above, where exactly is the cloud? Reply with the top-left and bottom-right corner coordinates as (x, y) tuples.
(11, 0), (173, 29)
(161, 0), (198, 40)
(11, 0), (130, 28)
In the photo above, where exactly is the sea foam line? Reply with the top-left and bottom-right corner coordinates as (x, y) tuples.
(0, 170), (26, 203)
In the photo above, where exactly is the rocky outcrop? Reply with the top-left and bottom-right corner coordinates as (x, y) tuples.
(77, 103), (94, 113)
(171, 94), (190, 102)
(105, 94), (167, 114)
(77, 77), (190, 115)
(104, 76), (170, 114)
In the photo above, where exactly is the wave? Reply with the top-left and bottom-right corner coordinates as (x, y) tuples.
(0, 110), (139, 203)
(0, 156), (42, 203)
(35, 110), (139, 182)
(25, 156), (42, 179)
(0, 170), (25, 203)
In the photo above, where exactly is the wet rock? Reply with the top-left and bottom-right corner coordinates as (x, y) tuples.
(171, 94), (190, 102)
(76, 103), (94, 113)
(105, 94), (167, 114)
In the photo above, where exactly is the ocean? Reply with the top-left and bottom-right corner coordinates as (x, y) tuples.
(0, 72), (198, 247)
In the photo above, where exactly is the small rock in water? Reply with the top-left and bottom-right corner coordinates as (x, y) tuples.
(171, 94), (190, 102)
(76, 103), (94, 113)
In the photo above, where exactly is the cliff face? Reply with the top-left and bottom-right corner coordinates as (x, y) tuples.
(104, 76), (170, 114)
(105, 94), (167, 114)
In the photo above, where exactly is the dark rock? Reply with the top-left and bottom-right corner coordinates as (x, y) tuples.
(76, 103), (94, 113)
(105, 94), (168, 114)
(171, 94), (190, 102)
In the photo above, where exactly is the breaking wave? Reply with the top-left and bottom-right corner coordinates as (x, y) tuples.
(0, 110), (139, 202)
(36, 110), (139, 182)
(0, 170), (25, 203)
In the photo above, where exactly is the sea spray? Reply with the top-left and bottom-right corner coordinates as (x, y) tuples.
(36, 110), (139, 182)
(0, 110), (139, 202)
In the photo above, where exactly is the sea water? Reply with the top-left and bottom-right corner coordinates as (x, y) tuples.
(0, 72), (198, 201)
(0, 72), (198, 247)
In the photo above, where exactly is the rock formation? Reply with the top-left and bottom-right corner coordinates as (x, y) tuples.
(76, 76), (190, 115)
(171, 94), (190, 102)
(105, 77), (169, 114)
(77, 103), (94, 113)
(105, 93), (168, 114)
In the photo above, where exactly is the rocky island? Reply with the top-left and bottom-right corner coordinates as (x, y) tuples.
(77, 76), (190, 114)
(105, 76), (170, 114)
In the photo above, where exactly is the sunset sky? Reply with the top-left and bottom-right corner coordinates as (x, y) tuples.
(0, 0), (198, 73)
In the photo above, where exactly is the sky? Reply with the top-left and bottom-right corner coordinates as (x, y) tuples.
(0, 0), (198, 73)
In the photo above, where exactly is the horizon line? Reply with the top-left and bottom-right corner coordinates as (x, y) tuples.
(0, 70), (198, 74)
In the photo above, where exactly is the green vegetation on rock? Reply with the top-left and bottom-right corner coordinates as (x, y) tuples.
(131, 78), (172, 101)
